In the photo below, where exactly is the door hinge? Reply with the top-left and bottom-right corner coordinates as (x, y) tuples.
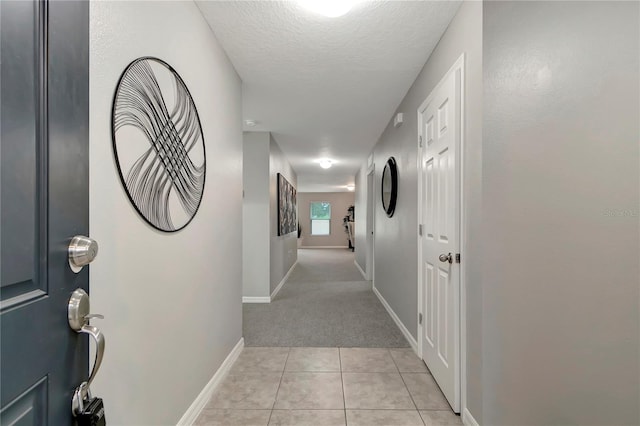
(419, 313), (423, 325)
(419, 135), (423, 148)
(418, 224), (423, 236)
(455, 253), (461, 263)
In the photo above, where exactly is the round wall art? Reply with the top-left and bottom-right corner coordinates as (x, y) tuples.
(111, 57), (206, 232)
(381, 156), (398, 217)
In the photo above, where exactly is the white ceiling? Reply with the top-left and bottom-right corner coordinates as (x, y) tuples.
(196, 0), (461, 192)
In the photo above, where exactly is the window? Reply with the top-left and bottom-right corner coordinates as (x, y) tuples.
(310, 202), (331, 235)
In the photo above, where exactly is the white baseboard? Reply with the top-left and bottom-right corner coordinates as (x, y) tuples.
(177, 338), (244, 425)
(462, 407), (479, 426)
(243, 261), (297, 304)
(271, 261), (297, 300)
(372, 286), (418, 353)
(354, 260), (367, 280)
(242, 296), (270, 303)
(300, 246), (349, 249)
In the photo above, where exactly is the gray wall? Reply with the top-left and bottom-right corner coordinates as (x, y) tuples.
(243, 132), (271, 298)
(90, 1), (243, 423)
(298, 192), (355, 247)
(356, 1), (483, 420)
(269, 135), (298, 293)
(482, 2), (639, 424)
(243, 132), (297, 298)
(354, 167), (367, 270)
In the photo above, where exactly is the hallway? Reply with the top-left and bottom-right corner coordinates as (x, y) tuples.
(195, 347), (460, 425)
(243, 249), (409, 347)
(1, 1), (637, 424)
(197, 249), (459, 425)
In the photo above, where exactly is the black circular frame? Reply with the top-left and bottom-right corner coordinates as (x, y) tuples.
(111, 57), (206, 233)
(381, 157), (398, 217)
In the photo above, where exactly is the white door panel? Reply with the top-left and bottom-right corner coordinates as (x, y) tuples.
(418, 59), (462, 412)
(425, 261), (435, 347)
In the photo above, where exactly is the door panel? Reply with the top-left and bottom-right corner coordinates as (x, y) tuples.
(1, 378), (47, 425)
(437, 268), (449, 365)
(437, 146), (451, 243)
(425, 158), (434, 239)
(0, 1), (89, 424)
(419, 61), (462, 412)
(425, 262), (435, 347)
(0, 0), (45, 305)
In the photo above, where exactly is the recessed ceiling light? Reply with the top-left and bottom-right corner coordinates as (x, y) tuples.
(244, 119), (257, 127)
(297, 0), (358, 18)
(346, 185), (355, 191)
(319, 159), (333, 169)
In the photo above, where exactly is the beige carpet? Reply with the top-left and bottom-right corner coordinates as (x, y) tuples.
(243, 248), (410, 347)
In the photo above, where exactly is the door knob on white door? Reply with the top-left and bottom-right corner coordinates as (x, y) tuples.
(439, 253), (453, 263)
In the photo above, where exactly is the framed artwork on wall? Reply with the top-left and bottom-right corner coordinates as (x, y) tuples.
(381, 156), (398, 217)
(111, 57), (206, 232)
(277, 173), (297, 236)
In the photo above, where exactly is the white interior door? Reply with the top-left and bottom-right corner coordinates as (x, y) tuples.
(366, 169), (375, 281)
(418, 57), (462, 412)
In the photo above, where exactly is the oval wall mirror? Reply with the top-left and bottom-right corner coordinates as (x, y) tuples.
(381, 157), (398, 217)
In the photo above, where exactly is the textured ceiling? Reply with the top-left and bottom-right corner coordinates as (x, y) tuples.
(196, 0), (461, 192)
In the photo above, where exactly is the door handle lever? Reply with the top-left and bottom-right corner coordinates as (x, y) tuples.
(84, 314), (104, 321)
(72, 324), (105, 416)
(68, 288), (106, 416)
(79, 324), (105, 391)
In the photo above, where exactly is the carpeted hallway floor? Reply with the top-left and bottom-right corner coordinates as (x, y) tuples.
(243, 248), (410, 347)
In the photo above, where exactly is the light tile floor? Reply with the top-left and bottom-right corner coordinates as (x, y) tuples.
(196, 347), (462, 426)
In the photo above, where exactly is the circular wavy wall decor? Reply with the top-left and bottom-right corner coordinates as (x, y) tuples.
(112, 57), (206, 232)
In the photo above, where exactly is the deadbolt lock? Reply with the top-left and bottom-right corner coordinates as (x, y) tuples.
(68, 235), (98, 273)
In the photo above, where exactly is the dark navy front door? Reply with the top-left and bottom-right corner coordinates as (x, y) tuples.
(1, 1), (89, 424)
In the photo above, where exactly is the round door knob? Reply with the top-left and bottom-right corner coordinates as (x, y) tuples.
(439, 253), (452, 263)
(68, 235), (98, 273)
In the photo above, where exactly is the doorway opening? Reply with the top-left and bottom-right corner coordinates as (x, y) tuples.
(365, 166), (375, 281)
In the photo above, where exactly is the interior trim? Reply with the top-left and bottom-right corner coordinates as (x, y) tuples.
(372, 286), (418, 353)
(270, 261), (297, 300)
(176, 338), (244, 425)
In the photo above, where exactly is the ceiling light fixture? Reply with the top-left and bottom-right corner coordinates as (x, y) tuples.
(319, 159), (333, 169)
(244, 119), (257, 127)
(346, 185), (355, 191)
(297, 0), (357, 18)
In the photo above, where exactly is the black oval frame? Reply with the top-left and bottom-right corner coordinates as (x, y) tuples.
(381, 157), (398, 217)
(111, 56), (206, 233)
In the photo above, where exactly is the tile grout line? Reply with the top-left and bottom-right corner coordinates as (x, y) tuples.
(339, 347), (348, 425)
(267, 347), (291, 426)
(390, 349), (427, 426)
